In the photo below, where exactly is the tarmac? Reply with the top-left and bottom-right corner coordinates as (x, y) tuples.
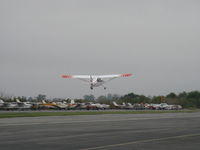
(0, 112), (200, 150)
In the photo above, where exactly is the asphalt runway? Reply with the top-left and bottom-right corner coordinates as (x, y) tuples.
(0, 112), (200, 150)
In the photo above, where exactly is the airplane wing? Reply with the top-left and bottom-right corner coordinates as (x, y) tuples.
(62, 74), (132, 79)
(62, 73), (132, 88)
(62, 75), (91, 79)
(62, 75), (91, 83)
(97, 74), (132, 83)
(95, 74), (132, 78)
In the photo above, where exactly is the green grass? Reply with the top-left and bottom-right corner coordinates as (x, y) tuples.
(0, 109), (199, 118)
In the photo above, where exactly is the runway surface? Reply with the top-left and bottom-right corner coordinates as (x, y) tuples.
(0, 112), (200, 150)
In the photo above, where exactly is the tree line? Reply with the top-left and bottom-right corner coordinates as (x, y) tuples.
(84, 91), (200, 108)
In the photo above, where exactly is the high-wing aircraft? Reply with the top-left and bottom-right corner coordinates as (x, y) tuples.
(61, 73), (132, 90)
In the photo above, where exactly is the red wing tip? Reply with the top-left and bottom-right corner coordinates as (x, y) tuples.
(62, 75), (72, 78)
(121, 73), (132, 77)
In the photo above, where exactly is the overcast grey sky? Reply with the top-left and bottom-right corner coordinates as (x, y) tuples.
(0, 0), (200, 99)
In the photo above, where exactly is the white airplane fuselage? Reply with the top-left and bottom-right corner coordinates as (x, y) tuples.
(90, 78), (105, 89)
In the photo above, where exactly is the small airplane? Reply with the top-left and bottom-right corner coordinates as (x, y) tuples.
(67, 99), (78, 109)
(113, 101), (126, 109)
(16, 99), (32, 110)
(62, 73), (132, 90)
(0, 99), (4, 108)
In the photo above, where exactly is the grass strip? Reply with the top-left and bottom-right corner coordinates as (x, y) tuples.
(0, 109), (199, 118)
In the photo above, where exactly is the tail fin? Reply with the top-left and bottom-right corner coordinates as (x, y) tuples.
(113, 101), (119, 106)
(70, 99), (75, 104)
(128, 103), (132, 106)
(16, 99), (21, 103)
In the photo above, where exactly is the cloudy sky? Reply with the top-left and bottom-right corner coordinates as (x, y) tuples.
(0, 0), (200, 99)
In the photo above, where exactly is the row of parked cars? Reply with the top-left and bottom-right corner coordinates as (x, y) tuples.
(0, 99), (182, 110)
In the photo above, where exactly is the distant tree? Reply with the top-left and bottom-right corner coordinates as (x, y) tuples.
(106, 93), (113, 100)
(0, 92), (4, 99)
(186, 91), (200, 108)
(27, 97), (33, 101)
(151, 96), (164, 104)
(36, 94), (46, 101)
(178, 91), (187, 98)
(96, 95), (108, 104)
(97, 95), (106, 101)
(21, 96), (27, 102)
(187, 91), (200, 99)
(166, 92), (177, 98)
(117, 92), (149, 104)
(112, 94), (120, 101)
(121, 93), (142, 103)
(0, 92), (13, 101)
(123, 93), (137, 99)
(83, 94), (95, 101)
(138, 95), (150, 103)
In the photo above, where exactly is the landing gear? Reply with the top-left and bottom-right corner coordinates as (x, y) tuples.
(102, 85), (107, 90)
(90, 86), (93, 90)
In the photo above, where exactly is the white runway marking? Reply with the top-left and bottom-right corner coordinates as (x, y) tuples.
(0, 128), (169, 145)
(80, 133), (200, 150)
